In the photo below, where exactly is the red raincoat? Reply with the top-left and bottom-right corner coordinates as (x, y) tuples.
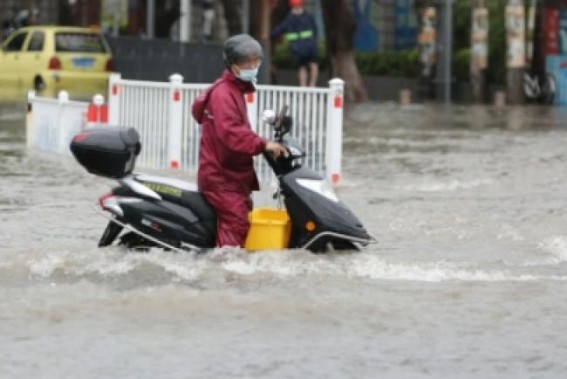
(192, 70), (267, 247)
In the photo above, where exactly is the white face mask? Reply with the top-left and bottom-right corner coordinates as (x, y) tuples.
(237, 64), (260, 82)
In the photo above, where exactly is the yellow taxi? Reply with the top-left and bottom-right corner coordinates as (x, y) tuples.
(0, 26), (113, 97)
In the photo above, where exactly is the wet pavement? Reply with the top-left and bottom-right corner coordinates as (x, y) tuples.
(2, 99), (567, 379)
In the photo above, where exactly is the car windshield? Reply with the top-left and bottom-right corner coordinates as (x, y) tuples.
(55, 33), (107, 53)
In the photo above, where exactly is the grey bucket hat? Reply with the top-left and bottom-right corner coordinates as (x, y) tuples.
(223, 34), (264, 66)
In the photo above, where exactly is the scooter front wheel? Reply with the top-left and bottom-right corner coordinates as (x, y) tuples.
(98, 220), (123, 247)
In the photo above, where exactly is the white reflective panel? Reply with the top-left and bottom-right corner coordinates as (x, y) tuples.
(103, 197), (145, 224)
(121, 177), (162, 200)
(135, 174), (198, 192)
(101, 196), (124, 217)
(295, 178), (339, 203)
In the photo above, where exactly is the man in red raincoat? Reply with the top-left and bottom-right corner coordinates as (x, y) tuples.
(192, 34), (287, 248)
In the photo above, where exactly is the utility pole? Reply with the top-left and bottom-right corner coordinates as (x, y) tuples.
(443, 0), (453, 103)
(435, 0), (453, 103)
(258, 0), (271, 84)
(416, 1), (437, 99)
(506, 0), (525, 104)
(242, 0), (250, 34)
(179, 0), (191, 42)
(526, 0), (537, 70)
(146, 0), (155, 39)
(471, 0), (488, 103)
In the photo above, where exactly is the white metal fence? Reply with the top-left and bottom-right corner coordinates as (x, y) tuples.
(26, 91), (89, 155)
(108, 73), (345, 185)
(26, 73), (345, 186)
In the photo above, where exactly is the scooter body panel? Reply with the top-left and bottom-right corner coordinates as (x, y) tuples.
(281, 167), (372, 251)
(100, 174), (218, 249)
(117, 198), (216, 248)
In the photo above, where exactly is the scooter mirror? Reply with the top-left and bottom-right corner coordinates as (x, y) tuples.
(262, 109), (276, 125)
(277, 115), (293, 134)
(273, 105), (289, 130)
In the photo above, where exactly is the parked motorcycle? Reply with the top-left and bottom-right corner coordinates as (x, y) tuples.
(70, 106), (374, 253)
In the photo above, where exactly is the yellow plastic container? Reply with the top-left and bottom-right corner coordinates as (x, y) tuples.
(244, 208), (291, 251)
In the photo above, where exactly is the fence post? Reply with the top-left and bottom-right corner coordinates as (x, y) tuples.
(57, 90), (69, 154)
(108, 72), (121, 125)
(245, 91), (258, 132)
(168, 73), (184, 169)
(87, 94), (107, 127)
(26, 90), (35, 148)
(326, 78), (344, 187)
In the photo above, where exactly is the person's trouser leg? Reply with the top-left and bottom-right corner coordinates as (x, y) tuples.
(202, 191), (252, 247)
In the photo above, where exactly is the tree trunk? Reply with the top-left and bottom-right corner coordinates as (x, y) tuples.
(58, 0), (74, 26)
(154, 2), (180, 39)
(321, 0), (367, 103)
(414, 1), (439, 100)
(505, 0), (525, 104)
(255, 0), (272, 84)
(220, 0), (242, 35)
(471, 0), (488, 103)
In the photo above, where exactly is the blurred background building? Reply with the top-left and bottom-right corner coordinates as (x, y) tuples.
(4, 0), (567, 103)
(1, 0), (417, 50)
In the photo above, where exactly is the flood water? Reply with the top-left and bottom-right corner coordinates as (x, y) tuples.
(2, 98), (567, 379)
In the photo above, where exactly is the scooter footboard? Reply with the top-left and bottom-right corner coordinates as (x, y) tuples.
(300, 231), (375, 252)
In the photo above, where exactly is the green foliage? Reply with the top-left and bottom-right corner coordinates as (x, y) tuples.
(485, 1), (507, 85)
(272, 1), (513, 84)
(453, 0), (507, 84)
(353, 49), (420, 77)
(271, 40), (294, 67)
(453, 48), (471, 82)
(272, 41), (419, 77)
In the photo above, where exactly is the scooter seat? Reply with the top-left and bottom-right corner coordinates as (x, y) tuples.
(179, 190), (216, 221)
(134, 174), (215, 221)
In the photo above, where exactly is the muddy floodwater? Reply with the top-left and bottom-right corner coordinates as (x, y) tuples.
(2, 99), (567, 379)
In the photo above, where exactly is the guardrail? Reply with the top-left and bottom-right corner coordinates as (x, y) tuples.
(26, 73), (345, 186)
(26, 91), (89, 155)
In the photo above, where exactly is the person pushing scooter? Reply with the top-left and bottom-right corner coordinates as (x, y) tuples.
(192, 34), (287, 248)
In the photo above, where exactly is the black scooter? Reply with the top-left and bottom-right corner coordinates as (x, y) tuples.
(70, 106), (374, 253)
